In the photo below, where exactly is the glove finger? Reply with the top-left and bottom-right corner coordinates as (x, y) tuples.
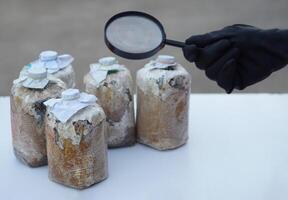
(195, 39), (231, 70)
(216, 59), (237, 94)
(224, 24), (257, 30)
(205, 47), (239, 81)
(182, 44), (199, 62)
(246, 48), (286, 72)
(237, 55), (272, 88)
(186, 33), (221, 47)
(233, 71), (244, 90)
(186, 29), (233, 47)
(186, 24), (256, 47)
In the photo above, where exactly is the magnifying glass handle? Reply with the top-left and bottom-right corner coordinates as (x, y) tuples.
(165, 39), (186, 48)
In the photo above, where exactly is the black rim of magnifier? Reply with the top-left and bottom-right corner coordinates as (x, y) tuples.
(104, 11), (166, 60)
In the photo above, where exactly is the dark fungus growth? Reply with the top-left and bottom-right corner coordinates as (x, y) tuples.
(107, 118), (114, 126)
(107, 69), (119, 75)
(164, 66), (176, 71)
(33, 99), (47, 127)
(169, 76), (186, 90)
(150, 65), (175, 71)
(73, 120), (93, 136)
(53, 127), (60, 144)
(156, 76), (165, 89)
(34, 99), (47, 115)
(125, 88), (133, 102)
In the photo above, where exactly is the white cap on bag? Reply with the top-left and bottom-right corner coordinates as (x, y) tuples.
(99, 57), (117, 66)
(62, 89), (80, 101)
(39, 51), (58, 62)
(156, 55), (176, 64)
(27, 66), (47, 80)
(44, 90), (98, 123)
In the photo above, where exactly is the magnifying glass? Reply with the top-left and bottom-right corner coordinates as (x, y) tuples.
(104, 11), (186, 59)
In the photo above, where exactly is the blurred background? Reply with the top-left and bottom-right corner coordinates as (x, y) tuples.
(0, 0), (287, 95)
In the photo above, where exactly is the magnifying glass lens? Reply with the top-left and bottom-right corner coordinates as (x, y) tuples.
(106, 15), (164, 54)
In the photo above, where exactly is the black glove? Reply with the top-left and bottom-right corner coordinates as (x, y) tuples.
(183, 24), (288, 93)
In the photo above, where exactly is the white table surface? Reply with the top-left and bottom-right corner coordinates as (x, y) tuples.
(1, 94), (288, 200)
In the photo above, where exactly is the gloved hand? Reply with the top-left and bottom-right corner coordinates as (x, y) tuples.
(183, 24), (288, 93)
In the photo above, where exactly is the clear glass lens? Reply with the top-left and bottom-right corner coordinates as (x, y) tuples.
(106, 16), (163, 54)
